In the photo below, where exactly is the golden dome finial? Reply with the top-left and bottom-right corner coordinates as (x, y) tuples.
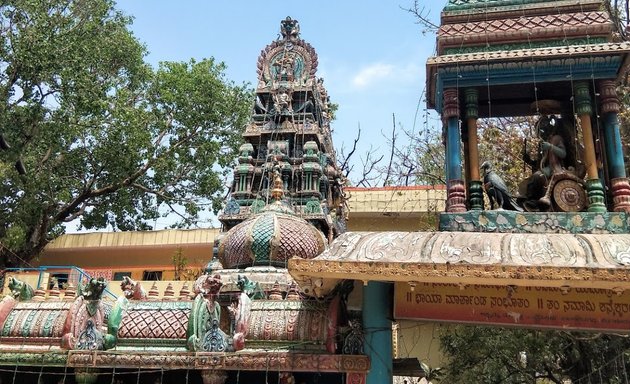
(271, 170), (284, 201)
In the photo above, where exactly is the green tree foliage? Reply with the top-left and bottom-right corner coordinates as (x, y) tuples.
(440, 325), (630, 383)
(0, 0), (252, 266)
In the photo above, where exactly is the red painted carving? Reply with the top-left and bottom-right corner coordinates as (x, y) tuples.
(346, 372), (366, 384)
(447, 179), (467, 213)
(442, 89), (460, 121)
(120, 276), (146, 300)
(611, 177), (630, 213)
(599, 80), (621, 114)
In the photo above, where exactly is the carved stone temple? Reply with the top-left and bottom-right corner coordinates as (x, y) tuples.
(6, 3), (630, 384)
(0, 17), (367, 384)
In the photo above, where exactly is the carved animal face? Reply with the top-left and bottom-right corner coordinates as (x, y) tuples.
(82, 277), (107, 300)
(120, 276), (136, 299)
(7, 277), (23, 298)
(194, 273), (222, 297)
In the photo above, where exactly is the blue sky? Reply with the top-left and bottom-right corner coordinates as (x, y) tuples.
(103, 1), (446, 229)
(115, 0), (444, 183)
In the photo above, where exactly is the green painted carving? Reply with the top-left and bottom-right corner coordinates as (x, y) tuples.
(7, 276), (34, 301)
(464, 88), (478, 120)
(305, 199), (322, 214)
(75, 368), (99, 384)
(586, 179), (607, 212)
(468, 180), (484, 210)
(0, 352), (67, 366)
(42, 310), (59, 337)
(187, 274), (229, 352)
(251, 213), (274, 262)
(104, 297), (126, 349)
(78, 277), (108, 317)
(442, 38), (608, 55)
(440, 211), (630, 233)
(445, 0), (550, 11)
(21, 309), (37, 337)
(574, 81), (593, 116)
(237, 275), (266, 299)
(251, 199), (266, 214)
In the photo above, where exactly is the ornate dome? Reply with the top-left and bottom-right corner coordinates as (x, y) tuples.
(217, 210), (326, 269)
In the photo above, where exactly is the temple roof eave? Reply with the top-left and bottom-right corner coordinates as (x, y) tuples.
(426, 42), (630, 112)
(288, 231), (630, 291)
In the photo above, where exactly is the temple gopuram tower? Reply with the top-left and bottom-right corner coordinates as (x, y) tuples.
(219, 16), (344, 243)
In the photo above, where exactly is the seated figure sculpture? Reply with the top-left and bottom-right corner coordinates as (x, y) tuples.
(518, 114), (585, 212)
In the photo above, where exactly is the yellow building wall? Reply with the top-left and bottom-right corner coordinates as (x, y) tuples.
(346, 186), (445, 231)
(37, 228), (218, 278)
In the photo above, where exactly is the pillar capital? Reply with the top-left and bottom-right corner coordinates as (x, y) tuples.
(464, 88), (479, 120)
(574, 81), (592, 116)
(598, 80), (621, 114)
(442, 89), (460, 120)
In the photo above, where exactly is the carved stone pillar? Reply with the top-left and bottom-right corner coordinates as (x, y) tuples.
(575, 81), (606, 212)
(201, 370), (228, 384)
(443, 88), (466, 212)
(465, 88), (483, 210)
(599, 80), (630, 212)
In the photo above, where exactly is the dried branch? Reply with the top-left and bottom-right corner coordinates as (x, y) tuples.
(401, 0), (439, 32)
(383, 114), (397, 186)
(337, 123), (361, 178)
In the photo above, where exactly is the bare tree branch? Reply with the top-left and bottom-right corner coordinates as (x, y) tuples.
(383, 113), (397, 186)
(401, 0), (439, 32)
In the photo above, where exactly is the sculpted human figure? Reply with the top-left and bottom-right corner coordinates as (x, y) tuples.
(519, 115), (572, 211)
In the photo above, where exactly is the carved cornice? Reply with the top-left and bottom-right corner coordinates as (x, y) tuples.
(66, 351), (369, 373)
(428, 42), (630, 66)
(288, 231), (630, 290)
(442, 37), (609, 55)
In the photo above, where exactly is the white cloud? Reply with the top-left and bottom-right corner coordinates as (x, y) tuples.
(351, 63), (395, 88)
(350, 62), (422, 90)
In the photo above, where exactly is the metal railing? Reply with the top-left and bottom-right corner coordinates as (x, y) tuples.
(3, 265), (118, 300)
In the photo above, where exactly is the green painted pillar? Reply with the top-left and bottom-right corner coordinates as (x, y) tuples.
(575, 81), (606, 212)
(363, 281), (393, 384)
(465, 88), (483, 210)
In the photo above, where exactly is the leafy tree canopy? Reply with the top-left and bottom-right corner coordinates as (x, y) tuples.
(0, 0), (252, 266)
(440, 325), (630, 383)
